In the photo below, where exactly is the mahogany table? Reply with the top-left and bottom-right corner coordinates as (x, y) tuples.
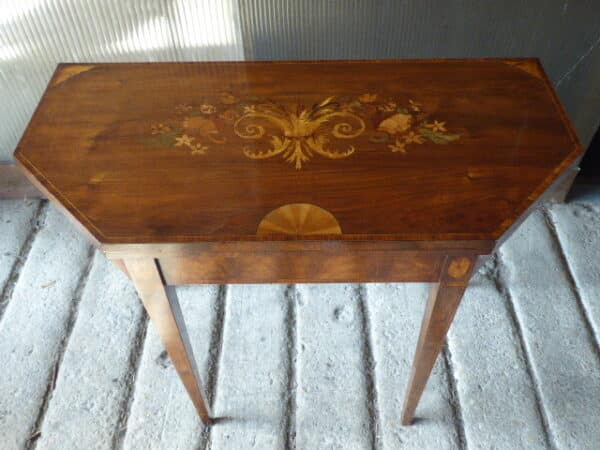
(14, 59), (582, 425)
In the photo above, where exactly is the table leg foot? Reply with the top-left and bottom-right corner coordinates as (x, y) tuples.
(124, 258), (212, 424)
(401, 254), (476, 426)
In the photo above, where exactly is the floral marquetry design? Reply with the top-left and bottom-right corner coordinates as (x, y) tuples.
(145, 104), (226, 156)
(143, 92), (462, 168)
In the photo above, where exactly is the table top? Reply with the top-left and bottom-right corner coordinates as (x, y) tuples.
(15, 59), (582, 247)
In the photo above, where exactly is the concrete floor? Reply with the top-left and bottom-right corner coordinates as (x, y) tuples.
(0, 198), (599, 450)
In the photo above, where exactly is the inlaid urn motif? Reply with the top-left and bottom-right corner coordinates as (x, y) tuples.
(234, 97), (365, 169)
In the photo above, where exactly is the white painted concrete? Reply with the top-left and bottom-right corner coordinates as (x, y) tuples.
(0, 200), (39, 290)
(1, 200), (599, 450)
(366, 282), (460, 450)
(0, 206), (91, 449)
(36, 253), (145, 450)
(295, 284), (371, 450)
(550, 203), (600, 341)
(123, 285), (220, 450)
(500, 210), (600, 449)
(210, 284), (289, 450)
(448, 264), (547, 449)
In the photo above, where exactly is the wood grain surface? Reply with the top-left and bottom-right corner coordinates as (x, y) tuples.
(401, 253), (477, 425)
(124, 258), (212, 424)
(14, 59), (582, 246)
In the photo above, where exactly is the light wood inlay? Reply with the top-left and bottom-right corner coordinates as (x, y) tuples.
(257, 203), (342, 236)
(503, 59), (544, 80)
(50, 64), (95, 87)
(447, 256), (472, 279)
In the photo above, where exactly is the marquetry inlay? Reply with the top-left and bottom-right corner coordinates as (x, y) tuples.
(256, 203), (342, 236)
(145, 93), (461, 169)
(447, 256), (472, 279)
(51, 64), (96, 87)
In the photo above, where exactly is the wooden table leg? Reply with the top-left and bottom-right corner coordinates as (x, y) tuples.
(401, 254), (476, 425)
(124, 258), (212, 424)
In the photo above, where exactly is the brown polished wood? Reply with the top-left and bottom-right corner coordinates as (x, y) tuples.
(13, 59), (582, 426)
(124, 258), (211, 424)
(14, 59), (581, 246)
(401, 254), (477, 425)
(159, 249), (443, 285)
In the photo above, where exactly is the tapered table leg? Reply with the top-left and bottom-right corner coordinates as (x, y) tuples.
(124, 258), (212, 424)
(401, 254), (476, 425)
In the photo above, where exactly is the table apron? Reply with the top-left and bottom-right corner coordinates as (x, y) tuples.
(152, 250), (451, 284)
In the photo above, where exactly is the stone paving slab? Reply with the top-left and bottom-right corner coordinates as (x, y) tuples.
(365, 282), (459, 450)
(295, 284), (371, 450)
(0, 206), (91, 450)
(210, 284), (289, 450)
(123, 285), (221, 450)
(36, 253), (145, 450)
(550, 203), (600, 342)
(448, 264), (548, 450)
(500, 209), (600, 450)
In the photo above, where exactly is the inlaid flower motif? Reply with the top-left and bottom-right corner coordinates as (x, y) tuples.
(175, 104), (192, 115)
(173, 134), (209, 155)
(220, 92), (238, 104)
(409, 99), (421, 111)
(151, 123), (171, 135)
(358, 93), (377, 103)
(403, 131), (425, 144)
(183, 116), (226, 145)
(388, 139), (407, 153)
(183, 116), (217, 135)
(220, 109), (240, 121)
(175, 134), (193, 147)
(378, 101), (397, 112)
(191, 143), (208, 155)
(146, 106), (226, 156)
(425, 120), (446, 132)
(373, 101), (460, 154)
(378, 113), (412, 135)
(200, 104), (216, 114)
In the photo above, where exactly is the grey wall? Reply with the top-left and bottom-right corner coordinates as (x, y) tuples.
(1, 0), (598, 161)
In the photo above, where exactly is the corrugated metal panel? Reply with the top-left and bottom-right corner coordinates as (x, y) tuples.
(0, 0), (244, 161)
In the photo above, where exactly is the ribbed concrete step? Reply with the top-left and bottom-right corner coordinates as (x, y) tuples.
(366, 282), (460, 449)
(210, 284), (290, 449)
(448, 263), (548, 449)
(1, 200), (599, 450)
(36, 253), (145, 450)
(500, 209), (600, 450)
(294, 284), (372, 449)
(0, 206), (91, 449)
(123, 285), (221, 449)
